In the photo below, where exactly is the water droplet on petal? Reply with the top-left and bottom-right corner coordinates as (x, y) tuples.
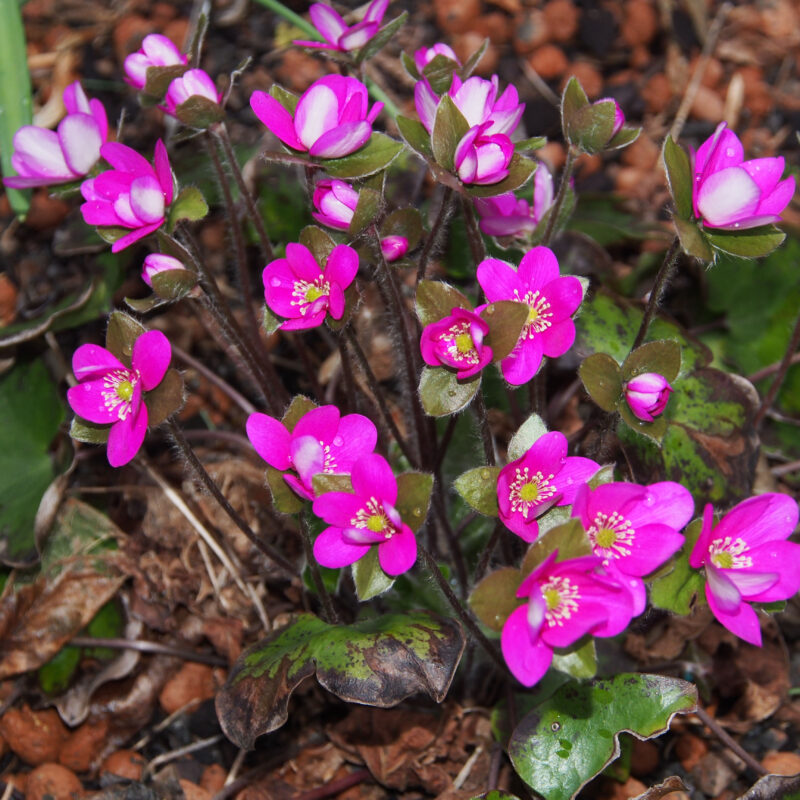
(565, 477), (573, 485)
(644, 494), (654, 506)
(270, 277), (281, 287)
(333, 435), (343, 446)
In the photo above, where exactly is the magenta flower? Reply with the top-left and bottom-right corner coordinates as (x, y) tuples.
(414, 43), (460, 73)
(80, 140), (174, 253)
(420, 307), (493, 380)
(689, 493), (800, 646)
(624, 372), (673, 422)
(692, 122), (795, 230)
(3, 82), (108, 190)
(415, 74), (523, 137)
(312, 179), (360, 230)
(475, 163), (554, 237)
(142, 253), (183, 287)
(247, 405), (378, 501)
(263, 242), (358, 330)
(454, 123), (514, 185)
(294, 0), (388, 52)
(572, 481), (694, 616)
(251, 76), (382, 159)
(164, 69), (221, 115)
(67, 331), (171, 467)
(497, 431), (599, 542)
(380, 235), (408, 262)
(124, 33), (187, 90)
(501, 552), (633, 686)
(312, 454), (417, 576)
(477, 247), (583, 385)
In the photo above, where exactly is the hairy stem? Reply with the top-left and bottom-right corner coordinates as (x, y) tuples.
(417, 186), (455, 285)
(631, 236), (682, 351)
(461, 194), (487, 266)
(300, 510), (339, 624)
(541, 146), (577, 246)
(473, 387), (496, 466)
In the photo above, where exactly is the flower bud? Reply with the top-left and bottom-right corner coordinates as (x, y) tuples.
(624, 372), (673, 422)
(380, 235), (408, 262)
(124, 34), (186, 90)
(454, 123), (514, 185)
(164, 69), (221, 115)
(414, 43), (460, 73)
(311, 179), (358, 230)
(142, 253), (184, 287)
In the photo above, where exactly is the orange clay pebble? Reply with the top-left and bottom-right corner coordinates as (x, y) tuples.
(470, 11), (512, 44)
(690, 85), (725, 124)
(641, 73), (672, 114)
(434, 0), (482, 34)
(528, 44), (568, 80)
(0, 706), (69, 767)
(26, 763), (83, 800)
(180, 779), (213, 800)
(621, 134), (659, 171)
(513, 9), (549, 53)
(543, 0), (579, 42)
(201, 764), (228, 793)
(620, 0), (658, 47)
(159, 662), (218, 715)
(452, 32), (499, 74)
(688, 54), (724, 89)
(563, 61), (603, 98)
(59, 719), (110, 773)
(101, 749), (146, 781)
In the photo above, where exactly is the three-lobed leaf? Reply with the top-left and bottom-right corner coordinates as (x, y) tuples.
(454, 466), (501, 516)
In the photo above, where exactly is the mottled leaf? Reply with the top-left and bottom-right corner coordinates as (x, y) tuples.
(348, 188), (382, 236)
(674, 217), (713, 261)
(174, 95), (225, 129)
(396, 115), (433, 159)
(283, 395), (318, 431)
(466, 154), (536, 198)
(105, 311), (146, 364)
(422, 53), (459, 95)
(145, 368), (184, 426)
(551, 639), (596, 680)
(142, 64), (188, 100)
(269, 84), (299, 115)
(521, 520), (592, 576)
(706, 227), (786, 260)
(649, 517), (705, 615)
(432, 95), (470, 172)
(266, 467), (304, 514)
(299, 225), (336, 265)
(150, 269), (197, 301)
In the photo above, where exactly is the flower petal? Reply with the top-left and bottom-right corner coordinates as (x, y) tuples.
(246, 412), (291, 470)
(106, 390), (147, 467)
(313, 526), (369, 568)
(250, 92), (305, 151)
(67, 379), (120, 424)
(517, 246), (560, 289)
(295, 83), (340, 151)
(350, 453), (397, 504)
(324, 244), (359, 289)
(72, 343), (126, 381)
(697, 167), (760, 228)
(153, 140), (174, 204)
(58, 114), (102, 175)
(132, 329), (171, 391)
(378, 525), (417, 575)
(309, 3), (347, 45)
(705, 583), (761, 646)
(501, 605), (553, 687)
(309, 121), (371, 158)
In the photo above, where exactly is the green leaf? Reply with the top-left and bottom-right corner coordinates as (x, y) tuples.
(70, 417), (110, 445)
(481, 301), (529, 362)
(416, 280), (471, 326)
(432, 95), (470, 171)
(167, 186), (209, 230)
(508, 413), (548, 461)
(0, 360), (64, 566)
(469, 567), (521, 631)
(469, 792), (522, 800)
(395, 472), (434, 532)
(422, 53), (460, 95)
(150, 268), (198, 301)
(621, 339), (681, 383)
(312, 474), (352, 496)
(143, 64), (189, 100)
(579, 353), (622, 412)
(216, 611), (465, 747)
(0, 0), (33, 217)
(567, 100), (618, 154)
(381, 208), (423, 251)
(352, 547), (394, 601)
(649, 517), (705, 615)
(560, 77), (589, 134)
(396, 115), (433, 159)
(322, 133), (404, 179)
(619, 401), (669, 444)
(266, 467), (305, 514)
(354, 12), (408, 63)
(38, 646), (81, 695)
(283, 395), (318, 431)
(606, 126), (641, 151)
(174, 95), (225, 129)
(514, 136), (547, 153)
(263, 304), (284, 336)
(508, 674), (698, 800)
(269, 84), (299, 115)
(460, 38), (489, 78)
(662, 135), (694, 220)
(144, 368), (185, 426)
(419, 366), (480, 417)
(401, 51), (420, 81)
(705, 227), (786, 259)
(299, 225), (336, 265)
(454, 467), (501, 516)
(105, 311), (145, 364)
(348, 187), (382, 237)
(466, 154), (537, 198)
(521, 520), (592, 576)
(674, 217), (713, 261)
(551, 639), (597, 680)
(96, 226), (132, 245)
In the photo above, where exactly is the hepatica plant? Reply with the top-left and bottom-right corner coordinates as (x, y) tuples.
(5, 4), (800, 799)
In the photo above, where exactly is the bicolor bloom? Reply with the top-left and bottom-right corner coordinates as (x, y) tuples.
(692, 122), (795, 230)
(80, 140), (174, 253)
(454, 123), (514, 186)
(414, 43), (460, 73)
(124, 33), (187, 90)
(142, 253), (184, 287)
(477, 247), (583, 385)
(164, 69), (221, 115)
(262, 242), (358, 330)
(501, 551), (633, 686)
(497, 431), (600, 542)
(251, 76), (382, 159)
(624, 372), (673, 422)
(294, 0), (388, 52)
(415, 74), (523, 137)
(67, 331), (171, 467)
(312, 453), (417, 576)
(689, 493), (800, 646)
(312, 179), (360, 230)
(3, 82), (108, 190)
(475, 163), (554, 237)
(380, 235), (408, 262)
(420, 307), (493, 380)
(246, 405), (378, 501)
(572, 481), (694, 617)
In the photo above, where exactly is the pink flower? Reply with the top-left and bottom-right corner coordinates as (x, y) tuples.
(415, 74), (523, 137)
(501, 552), (633, 686)
(596, 96), (625, 137)
(380, 235), (408, 262)
(689, 493), (800, 646)
(476, 247), (583, 385)
(246, 405), (378, 501)
(624, 372), (673, 422)
(3, 82), (108, 189)
(142, 253), (183, 286)
(454, 123), (514, 185)
(263, 242), (358, 330)
(692, 122), (795, 230)
(312, 179), (360, 230)
(164, 69), (221, 115)
(124, 33), (187, 90)
(312, 454), (417, 575)
(420, 307), (493, 380)
(294, 0), (388, 52)
(414, 43), (460, 73)
(475, 163), (554, 237)
(67, 331), (171, 467)
(497, 431), (599, 543)
(572, 481), (694, 616)
(251, 76), (382, 159)
(80, 140), (174, 253)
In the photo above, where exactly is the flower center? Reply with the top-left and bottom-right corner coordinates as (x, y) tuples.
(101, 369), (139, 421)
(292, 277), (331, 315)
(366, 514), (386, 532)
(507, 467), (557, 518)
(540, 575), (580, 628)
(513, 289), (553, 338)
(587, 511), (635, 561)
(305, 285), (325, 303)
(350, 497), (396, 540)
(709, 536), (752, 569)
(455, 332), (475, 354)
(444, 321), (479, 365)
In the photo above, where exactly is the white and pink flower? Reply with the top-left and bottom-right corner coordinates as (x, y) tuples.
(124, 33), (187, 90)
(624, 372), (673, 422)
(163, 68), (221, 115)
(475, 164), (554, 237)
(294, 0), (389, 53)
(413, 43), (460, 73)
